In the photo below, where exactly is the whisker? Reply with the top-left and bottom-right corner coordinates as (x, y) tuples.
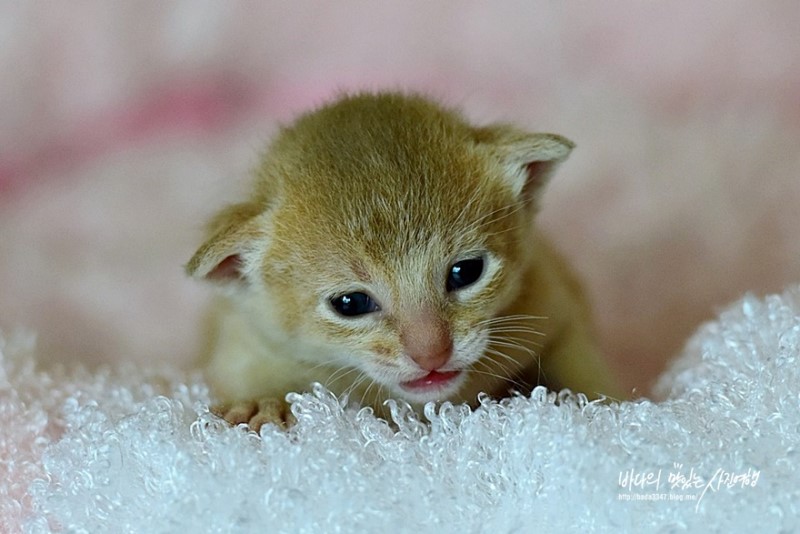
(473, 357), (510, 377)
(486, 323), (546, 332)
(470, 361), (528, 392)
(306, 360), (335, 374)
(536, 355), (549, 388)
(324, 365), (354, 384)
(375, 384), (385, 409)
(360, 379), (376, 407)
(487, 333), (541, 352)
(482, 313), (547, 320)
(483, 347), (528, 370)
(487, 326), (546, 336)
(480, 351), (517, 377)
(484, 313), (547, 323)
(306, 355), (351, 375)
(487, 338), (538, 354)
(343, 371), (367, 397)
(476, 314), (548, 326)
(323, 365), (362, 388)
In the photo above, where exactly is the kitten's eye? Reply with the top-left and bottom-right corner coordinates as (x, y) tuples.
(330, 292), (380, 317)
(446, 257), (485, 292)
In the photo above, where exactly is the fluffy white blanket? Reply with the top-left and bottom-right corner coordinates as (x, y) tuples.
(3, 287), (798, 532)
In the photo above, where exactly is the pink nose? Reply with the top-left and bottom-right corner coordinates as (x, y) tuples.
(407, 340), (453, 371)
(400, 310), (453, 371)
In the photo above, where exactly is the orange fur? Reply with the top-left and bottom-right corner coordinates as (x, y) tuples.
(187, 92), (622, 427)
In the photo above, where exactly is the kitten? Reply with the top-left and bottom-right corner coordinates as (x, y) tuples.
(187, 92), (621, 430)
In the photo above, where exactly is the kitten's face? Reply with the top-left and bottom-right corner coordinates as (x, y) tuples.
(188, 93), (572, 405)
(261, 133), (529, 404)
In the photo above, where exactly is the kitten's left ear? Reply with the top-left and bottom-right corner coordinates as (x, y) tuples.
(185, 201), (268, 285)
(475, 126), (575, 206)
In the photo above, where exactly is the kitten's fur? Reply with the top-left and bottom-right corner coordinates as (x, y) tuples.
(187, 92), (621, 429)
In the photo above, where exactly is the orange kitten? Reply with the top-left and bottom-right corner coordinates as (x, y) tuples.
(187, 92), (621, 430)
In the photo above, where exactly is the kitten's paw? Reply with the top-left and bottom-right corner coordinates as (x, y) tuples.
(211, 397), (296, 433)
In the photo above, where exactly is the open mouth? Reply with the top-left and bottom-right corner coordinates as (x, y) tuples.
(399, 370), (462, 392)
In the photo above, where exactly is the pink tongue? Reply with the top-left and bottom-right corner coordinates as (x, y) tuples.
(402, 370), (460, 389)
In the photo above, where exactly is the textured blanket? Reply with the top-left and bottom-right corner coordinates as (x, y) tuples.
(3, 287), (798, 532)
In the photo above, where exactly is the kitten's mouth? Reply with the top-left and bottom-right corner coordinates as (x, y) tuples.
(399, 370), (462, 392)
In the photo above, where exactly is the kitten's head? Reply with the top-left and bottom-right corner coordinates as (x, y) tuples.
(187, 93), (573, 404)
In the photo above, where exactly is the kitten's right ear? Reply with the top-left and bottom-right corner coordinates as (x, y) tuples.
(185, 202), (268, 284)
(474, 125), (575, 207)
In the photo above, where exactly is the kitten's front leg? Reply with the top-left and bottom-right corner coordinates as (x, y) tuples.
(212, 397), (296, 432)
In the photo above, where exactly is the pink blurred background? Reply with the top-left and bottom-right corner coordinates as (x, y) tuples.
(1, 1), (799, 395)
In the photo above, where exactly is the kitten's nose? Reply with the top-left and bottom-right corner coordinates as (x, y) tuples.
(401, 311), (453, 371)
(408, 341), (453, 371)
